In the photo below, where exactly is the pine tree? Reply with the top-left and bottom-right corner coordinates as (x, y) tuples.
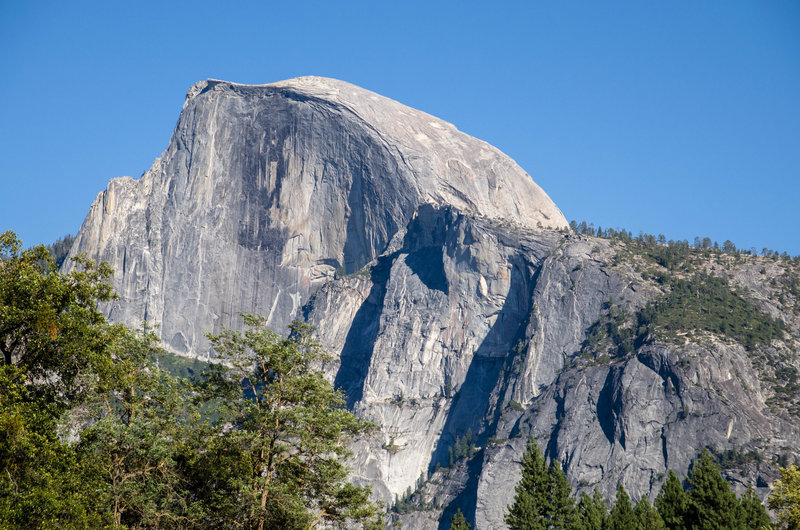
(633, 496), (665, 530)
(685, 449), (740, 530)
(739, 486), (771, 529)
(199, 317), (378, 530)
(450, 507), (471, 529)
(608, 484), (637, 530)
(578, 489), (608, 530)
(655, 470), (689, 530)
(505, 438), (551, 530)
(548, 460), (580, 529)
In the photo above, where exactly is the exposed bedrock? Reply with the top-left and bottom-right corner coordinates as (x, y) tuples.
(67, 77), (566, 357)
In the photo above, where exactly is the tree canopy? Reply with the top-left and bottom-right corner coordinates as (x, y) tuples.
(0, 231), (378, 529)
(196, 315), (378, 529)
(769, 464), (800, 530)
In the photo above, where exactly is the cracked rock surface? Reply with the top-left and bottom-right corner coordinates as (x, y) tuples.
(67, 77), (566, 357)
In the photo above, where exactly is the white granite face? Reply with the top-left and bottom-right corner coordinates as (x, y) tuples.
(68, 77), (566, 358)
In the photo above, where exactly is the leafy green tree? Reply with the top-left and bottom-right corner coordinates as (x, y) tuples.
(76, 327), (202, 528)
(0, 230), (115, 406)
(578, 489), (608, 530)
(684, 449), (740, 530)
(633, 496), (665, 530)
(505, 438), (551, 530)
(769, 465), (800, 530)
(0, 231), (117, 527)
(739, 486), (771, 530)
(450, 507), (471, 529)
(608, 484), (637, 530)
(0, 363), (105, 527)
(655, 470), (689, 530)
(196, 315), (377, 529)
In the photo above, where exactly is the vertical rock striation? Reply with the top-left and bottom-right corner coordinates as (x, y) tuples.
(67, 77), (567, 357)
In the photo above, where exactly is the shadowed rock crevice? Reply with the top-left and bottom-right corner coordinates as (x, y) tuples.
(334, 253), (396, 408)
(405, 247), (449, 294)
(597, 367), (622, 449)
(428, 260), (535, 472)
(545, 386), (568, 462)
(438, 454), (485, 530)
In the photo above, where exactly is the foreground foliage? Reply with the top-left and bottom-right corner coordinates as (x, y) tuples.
(769, 465), (800, 530)
(0, 231), (377, 529)
(196, 316), (377, 529)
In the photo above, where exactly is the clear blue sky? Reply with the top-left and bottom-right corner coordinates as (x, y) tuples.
(2, 0), (799, 254)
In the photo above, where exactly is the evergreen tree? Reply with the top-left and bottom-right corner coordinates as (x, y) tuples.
(197, 316), (378, 530)
(76, 327), (202, 528)
(505, 438), (551, 530)
(45, 233), (75, 268)
(655, 470), (689, 530)
(450, 507), (471, 529)
(739, 486), (771, 530)
(633, 497), (665, 530)
(578, 489), (608, 530)
(608, 484), (637, 530)
(549, 460), (581, 529)
(685, 449), (740, 530)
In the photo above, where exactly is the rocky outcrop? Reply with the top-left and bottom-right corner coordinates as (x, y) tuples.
(67, 77), (566, 357)
(68, 78), (800, 528)
(304, 213), (800, 528)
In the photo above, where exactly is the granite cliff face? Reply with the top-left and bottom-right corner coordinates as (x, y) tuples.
(68, 77), (566, 357)
(304, 210), (800, 528)
(68, 78), (800, 528)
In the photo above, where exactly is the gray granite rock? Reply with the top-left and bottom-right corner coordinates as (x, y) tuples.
(305, 216), (799, 528)
(66, 77), (567, 357)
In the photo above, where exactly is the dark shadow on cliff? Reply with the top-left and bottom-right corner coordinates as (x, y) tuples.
(405, 246), (449, 294)
(342, 165), (369, 274)
(341, 132), (413, 275)
(436, 451), (485, 530)
(597, 365), (625, 449)
(432, 259), (538, 525)
(334, 252), (396, 408)
(401, 204), (453, 294)
(429, 259), (535, 468)
(336, 204), (454, 407)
